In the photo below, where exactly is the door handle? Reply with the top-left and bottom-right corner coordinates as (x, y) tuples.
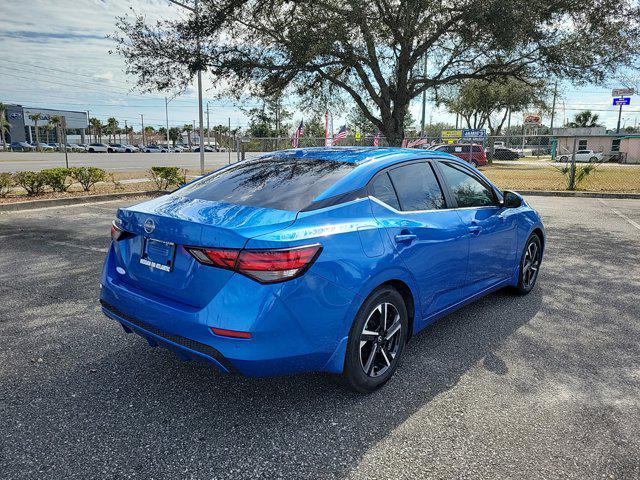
(468, 226), (482, 236)
(394, 233), (417, 244)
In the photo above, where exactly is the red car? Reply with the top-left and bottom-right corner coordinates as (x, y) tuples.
(429, 143), (488, 167)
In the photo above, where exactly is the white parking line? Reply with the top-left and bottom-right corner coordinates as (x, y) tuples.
(598, 199), (640, 231)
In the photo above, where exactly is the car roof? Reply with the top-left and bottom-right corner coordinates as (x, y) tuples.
(260, 146), (492, 202)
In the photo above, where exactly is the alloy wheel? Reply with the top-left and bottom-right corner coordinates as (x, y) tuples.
(359, 302), (402, 378)
(522, 239), (541, 289)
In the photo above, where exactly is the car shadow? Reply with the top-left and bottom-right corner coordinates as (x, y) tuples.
(36, 284), (543, 478)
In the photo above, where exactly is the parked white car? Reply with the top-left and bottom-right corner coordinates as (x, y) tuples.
(123, 144), (139, 153)
(87, 143), (109, 153)
(141, 145), (168, 153)
(557, 150), (603, 163)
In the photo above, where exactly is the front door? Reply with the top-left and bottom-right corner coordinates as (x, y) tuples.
(435, 161), (517, 295)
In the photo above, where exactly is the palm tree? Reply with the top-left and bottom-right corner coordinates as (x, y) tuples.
(89, 118), (103, 143)
(183, 124), (193, 147)
(50, 116), (63, 149)
(106, 117), (119, 143)
(43, 123), (52, 145)
(568, 110), (602, 128)
(144, 126), (155, 144)
(0, 103), (7, 149)
(29, 113), (42, 150)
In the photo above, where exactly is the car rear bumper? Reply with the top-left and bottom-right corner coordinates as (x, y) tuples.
(100, 246), (356, 377)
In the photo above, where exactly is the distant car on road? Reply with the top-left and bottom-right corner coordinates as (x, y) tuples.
(31, 142), (54, 151)
(10, 141), (35, 151)
(557, 150), (603, 163)
(141, 145), (168, 153)
(429, 143), (488, 167)
(87, 143), (109, 153)
(66, 143), (86, 152)
(107, 144), (127, 153)
(492, 146), (520, 160)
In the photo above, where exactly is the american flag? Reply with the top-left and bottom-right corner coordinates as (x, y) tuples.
(407, 135), (430, 148)
(291, 120), (304, 148)
(333, 125), (348, 144)
(373, 130), (381, 147)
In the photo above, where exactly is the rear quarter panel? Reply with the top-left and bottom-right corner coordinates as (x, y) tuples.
(245, 198), (421, 341)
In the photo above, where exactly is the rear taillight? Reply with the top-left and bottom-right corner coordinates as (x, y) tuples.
(111, 220), (134, 241)
(186, 244), (322, 284)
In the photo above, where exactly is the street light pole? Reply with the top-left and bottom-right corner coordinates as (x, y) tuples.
(165, 97), (170, 148)
(140, 114), (145, 146)
(168, 0), (206, 174)
(206, 101), (210, 147)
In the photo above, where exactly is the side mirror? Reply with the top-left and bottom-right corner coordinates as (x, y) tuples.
(502, 191), (522, 208)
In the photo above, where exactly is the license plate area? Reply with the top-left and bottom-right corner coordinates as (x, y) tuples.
(140, 238), (176, 272)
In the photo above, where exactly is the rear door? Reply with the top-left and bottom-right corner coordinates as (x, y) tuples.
(434, 160), (517, 295)
(369, 160), (469, 319)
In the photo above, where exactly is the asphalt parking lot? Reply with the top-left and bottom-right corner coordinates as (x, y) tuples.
(1, 196), (639, 479)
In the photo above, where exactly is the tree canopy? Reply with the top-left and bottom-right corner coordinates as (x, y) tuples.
(567, 110), (602, 128)
(113, 0), (640, 145)
(438, 78), (550, 134)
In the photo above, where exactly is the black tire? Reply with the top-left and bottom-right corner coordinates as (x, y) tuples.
(514, 233), (542, 295)
(559, 155), (568, 162)
(590, 156), (598, 163)
(88, 148), (94, 153)
(470, 160), (478, 167)
(344, 286), (408, 393)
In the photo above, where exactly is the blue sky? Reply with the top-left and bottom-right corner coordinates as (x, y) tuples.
(1, 0), (638, 134)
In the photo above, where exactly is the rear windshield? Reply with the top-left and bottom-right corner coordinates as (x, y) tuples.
(177, 157), (356, 211)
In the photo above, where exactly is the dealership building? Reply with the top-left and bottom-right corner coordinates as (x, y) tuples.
(5, 104), (89, 144)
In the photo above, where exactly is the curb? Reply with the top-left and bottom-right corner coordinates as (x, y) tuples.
(0, 190), (162, 213)
(518, 190), (640, 200)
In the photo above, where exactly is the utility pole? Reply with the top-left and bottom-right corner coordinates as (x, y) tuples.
(420, 53), (427, 134)
(62, 116), (69, 169)
(140, 114), (145, 146)
(124, 120), (128, 144)
(228, 117), (231, 164)
(206, 102), (210, 147)
(165, 97), (170, 148)
(87, 110), (91, 143)
(549, 80), (558, 132)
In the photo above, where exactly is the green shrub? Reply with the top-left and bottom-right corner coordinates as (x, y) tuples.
(555, 162), (600, 190)
(70, 167), (107, 191)
(0, 172), (14, 197)
(14, 171), (47, 196)
(148, 166), (186, 190)
(41, 168), (71, 192)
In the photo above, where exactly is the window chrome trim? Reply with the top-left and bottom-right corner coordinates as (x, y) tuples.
(368, 195), (499, 215)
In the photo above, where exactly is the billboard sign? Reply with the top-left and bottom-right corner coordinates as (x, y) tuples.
(612, 88), (635, 97)
(524, 113), (542, 125)
(441, 129), (462, 141)
(462, 129), (486, 139)
(613, 97), (631, 106)
(23, 107), (88, 129)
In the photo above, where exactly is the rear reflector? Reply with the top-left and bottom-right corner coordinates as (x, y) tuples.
(186, 244), (322, 283)
(211, 327), (252, 339)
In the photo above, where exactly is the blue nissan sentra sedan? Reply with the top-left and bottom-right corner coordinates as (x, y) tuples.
(100, 147), (544, 392)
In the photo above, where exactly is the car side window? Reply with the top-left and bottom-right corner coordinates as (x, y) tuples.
(387, 162), (445, 211)
(438, 162), (495, 208)
(370, 172), (401, 210)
